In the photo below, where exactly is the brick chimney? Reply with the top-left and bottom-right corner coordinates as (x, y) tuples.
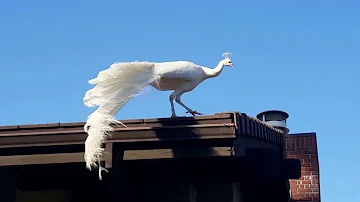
(285, 133), (320, 202)
(257, 110), (321, 202)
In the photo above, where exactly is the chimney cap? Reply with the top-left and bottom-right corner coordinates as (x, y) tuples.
(256, 110), (290, 134)
(256, 110), (289, 120)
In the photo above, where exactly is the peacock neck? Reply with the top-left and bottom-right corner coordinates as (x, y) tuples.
(205, 61), (225, 78)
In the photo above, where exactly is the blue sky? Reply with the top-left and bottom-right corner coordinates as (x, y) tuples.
(1, 0), (359, 200)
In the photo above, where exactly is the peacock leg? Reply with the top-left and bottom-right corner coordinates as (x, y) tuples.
(175, 93), (203, 116)
(169, 93), (177, 118)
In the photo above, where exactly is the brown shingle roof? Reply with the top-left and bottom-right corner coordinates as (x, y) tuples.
(0, 112), (285, 148)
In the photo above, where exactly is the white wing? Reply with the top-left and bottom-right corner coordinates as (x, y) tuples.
(154, 61), (205, 81)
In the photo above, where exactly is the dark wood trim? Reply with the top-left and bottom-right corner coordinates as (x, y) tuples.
(0, 147), (232, 166)
(123, 147), (233, 160)
(0, 123), (236, 149)
(0, 153), (85, 166)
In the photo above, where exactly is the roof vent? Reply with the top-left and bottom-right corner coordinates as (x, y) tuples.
(256, 110), (289, 134)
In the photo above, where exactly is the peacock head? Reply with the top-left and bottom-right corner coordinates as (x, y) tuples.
(221, 52), (233, 67)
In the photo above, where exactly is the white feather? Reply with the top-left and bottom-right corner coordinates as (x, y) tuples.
(83, 53), (234, 180)
(83, 62), (159, 171)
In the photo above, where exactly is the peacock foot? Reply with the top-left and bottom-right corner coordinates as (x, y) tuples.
(186, 110), (203, 116)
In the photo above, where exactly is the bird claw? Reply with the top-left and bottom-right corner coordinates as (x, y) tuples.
(186, 110), (203, 116)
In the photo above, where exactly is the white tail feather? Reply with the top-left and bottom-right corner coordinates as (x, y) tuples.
(83, 61), (159, 177)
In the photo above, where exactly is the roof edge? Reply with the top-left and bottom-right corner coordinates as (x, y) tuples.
(286, 132), (317, 137)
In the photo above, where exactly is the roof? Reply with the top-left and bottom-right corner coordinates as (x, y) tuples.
(0, 112), (284, 148)
(0, 111), (286, 167)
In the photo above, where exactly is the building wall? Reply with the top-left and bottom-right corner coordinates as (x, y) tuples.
(285, 133), (320, 202)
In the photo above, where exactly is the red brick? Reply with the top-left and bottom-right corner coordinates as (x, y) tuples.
(297, 188), (313, 193)
(289, 154), (305, 160)
(300, 137), (305, 147)
(301, 180), (311, 185)
(310, 162), (319, 167)
(311, 162), (319, 166)
(304, 137), (309, 145)
(286, 152), (299, 156)
(291, 193), (305, 198)
(301, 196), (314, 201)
(286, 138), (295, 147)
(311, 137), (317, 145)
(302, 167), (318, 172)
(295, 155), (305, 159)
(299, 154), (311, 160)
(313, 196), (320, 201)
(309, 192), (319, 197)
(309, 158), (318, 163)
(303, 176), (314, 180)
(311, 175), (319, 180)
(301, 171), (312, 176)
(303, 150), (317, 154)
(312, 188), (320, 192)
(303, 159), (313, 164)
(301, 163), (311, 167)
(296, 146), (313, 150)
(311, 179), (319, 184)
(310, 171), (319, 175)
(309, 184), (318, 189)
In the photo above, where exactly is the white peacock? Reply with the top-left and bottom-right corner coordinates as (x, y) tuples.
(83, 52), (235, 179)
